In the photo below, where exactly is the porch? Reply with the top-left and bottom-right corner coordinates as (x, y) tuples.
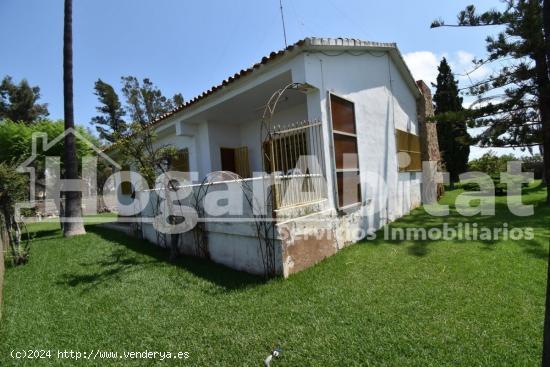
(152, 71), (331, 216)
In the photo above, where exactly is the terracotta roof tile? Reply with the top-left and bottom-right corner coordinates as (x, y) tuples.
(146, 37), (408, 128)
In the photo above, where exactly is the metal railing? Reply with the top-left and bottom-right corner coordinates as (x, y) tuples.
(263, 120), (327, 209)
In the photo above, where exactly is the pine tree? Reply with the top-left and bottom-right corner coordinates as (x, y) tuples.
(540, 2), (550, 365)
(91, 79), (127, 142)
(432, 0), (550, 202)
(433, 58), (470, 184)
(120, 76), (180, 125)
(173, 93), (184, 108)
(0, 76), (49, 123)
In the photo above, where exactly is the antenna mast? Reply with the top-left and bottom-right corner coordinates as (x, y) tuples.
(279, 0), (288, 48)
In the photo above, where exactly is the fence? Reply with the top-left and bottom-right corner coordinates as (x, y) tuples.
(263, 120), (327, 209)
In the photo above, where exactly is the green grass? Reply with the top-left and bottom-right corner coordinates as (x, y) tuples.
(23, 212), (118, 228)
(0, 182), (548, 366)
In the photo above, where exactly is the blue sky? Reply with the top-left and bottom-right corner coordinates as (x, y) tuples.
(0, 0), (528, 159)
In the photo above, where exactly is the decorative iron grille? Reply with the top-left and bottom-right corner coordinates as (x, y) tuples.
(263, 120), (327, 209)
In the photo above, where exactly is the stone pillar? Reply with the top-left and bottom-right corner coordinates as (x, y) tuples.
(416, 80), (444, 202)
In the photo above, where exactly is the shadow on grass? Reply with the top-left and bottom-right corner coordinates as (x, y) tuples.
(56, 224), (265, 293)
(54, 184), (549, 291)
(28, 228), (62, 241)
(366, 185), (550, 259)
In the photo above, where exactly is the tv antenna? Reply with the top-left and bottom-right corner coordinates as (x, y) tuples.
(279, 0), (288, 47)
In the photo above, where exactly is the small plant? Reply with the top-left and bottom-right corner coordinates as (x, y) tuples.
(7, 220), (30, 265)
(0, 161), (31, 266)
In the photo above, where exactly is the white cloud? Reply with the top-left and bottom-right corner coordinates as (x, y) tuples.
(403, 51), (440, 86)
(451, 50), (491, 83)
(403, 50), (490, 88)
(456, 50), (474, 66)
(403, 50), (510, 162)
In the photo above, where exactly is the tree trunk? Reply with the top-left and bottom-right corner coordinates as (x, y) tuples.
(542, 101), (550, 205)
(62, 0), (85, 237)
(544, 0), (550, 205)
(545, 0), (550, 66)
(541, 145), (547, 185)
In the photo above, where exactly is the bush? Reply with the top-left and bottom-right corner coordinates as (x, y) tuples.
(468, 151), (515, 176)
(0, 161), (31, 265)
(460, 182), (480, 191)
(459, 174), (527, 196)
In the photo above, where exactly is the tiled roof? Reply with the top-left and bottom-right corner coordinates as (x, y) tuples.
(149, 37), (412, 128)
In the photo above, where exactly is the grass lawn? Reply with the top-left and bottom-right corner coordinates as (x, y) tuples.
(0, 182), (548, 366)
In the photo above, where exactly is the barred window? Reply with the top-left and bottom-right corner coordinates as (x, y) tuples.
(263, 132), (307, 174)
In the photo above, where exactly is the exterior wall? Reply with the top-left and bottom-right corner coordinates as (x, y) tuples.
(303, 51), (422, 230)
(136, 179), (283, 276)
(208, 122), (242, 172)
(277, 209), (363, 276)
(276, 51), (424, 277)
(115, 49), (426, 277)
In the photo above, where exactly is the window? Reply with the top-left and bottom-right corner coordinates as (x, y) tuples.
(120, 166), (133, 195)
(234, 146), (251, 178)
(263, 132), (307, 174)
(330, 94), (361, 208)
(396, 129), (421, 172)
(171, 148), (190, 173)
(220, 146), (250, 178)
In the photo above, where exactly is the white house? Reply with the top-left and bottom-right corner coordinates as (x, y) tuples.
(109, 37), (440, 278)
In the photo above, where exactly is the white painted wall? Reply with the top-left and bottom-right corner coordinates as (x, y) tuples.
(136, 179), (282, 276)
(118, 48), (424, 276)
(303, 51), (422, 233)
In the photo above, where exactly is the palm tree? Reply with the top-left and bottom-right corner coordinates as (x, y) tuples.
(62, 0), (85, 236)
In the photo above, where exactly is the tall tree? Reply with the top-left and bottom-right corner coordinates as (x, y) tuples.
(91, 79), (127, 143)
(432, 1), (550, 202)
(540, 2), (550, 365)
(62, 0), (85, 236)
(433, 58), (470, 184)
(545, 0), (550, 62)
(0, 76), (49, 123)
(173, 93), (184, 108)
(121, 76), (179, 125)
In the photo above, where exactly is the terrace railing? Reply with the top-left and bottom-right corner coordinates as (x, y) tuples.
(263, 120), (327, 209)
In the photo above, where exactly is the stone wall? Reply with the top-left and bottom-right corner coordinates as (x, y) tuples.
(416, 80), (444, 202)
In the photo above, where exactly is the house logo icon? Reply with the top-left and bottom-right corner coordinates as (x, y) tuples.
(15, 128), (121, 218)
